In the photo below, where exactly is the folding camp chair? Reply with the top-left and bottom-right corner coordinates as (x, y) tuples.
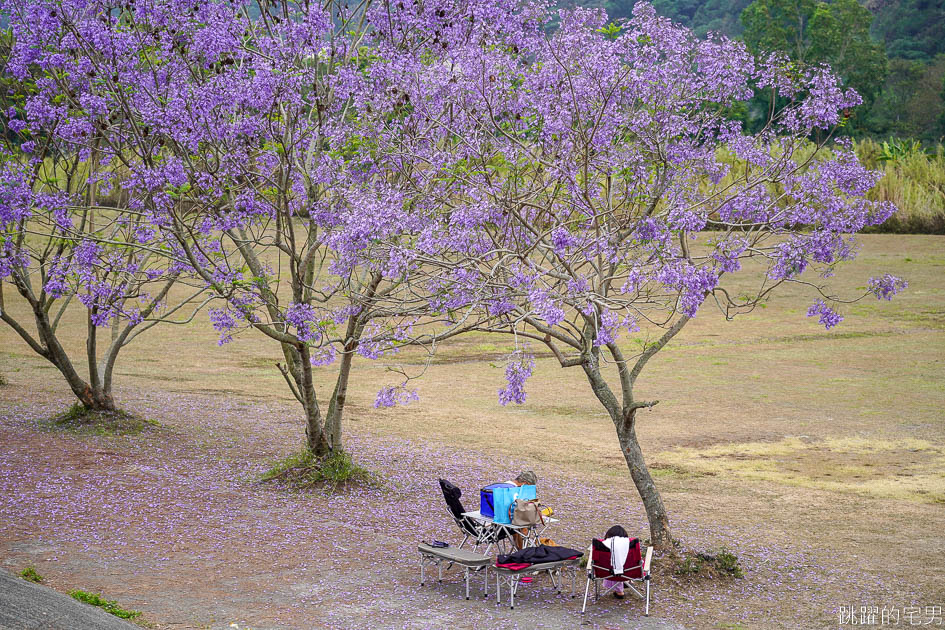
(438, 478), (509, 551)
(582, 537), (653, 617)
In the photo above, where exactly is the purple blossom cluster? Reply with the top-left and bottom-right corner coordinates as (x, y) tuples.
(868, 274), (909, 301)
(284, 303), (321, 344)
(498, 352), (535, 406)
(807, 299), (844, 330)
(373, 384), (420, 409)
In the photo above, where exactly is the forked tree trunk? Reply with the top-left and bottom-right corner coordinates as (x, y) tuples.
(10, 288), (121, 413)
(324, 348), (353, 454)
(617, 409), (673, 550)
(323, 314), (365, 454)
(75, 384), (117, 412)
(304, 403), (332, 457)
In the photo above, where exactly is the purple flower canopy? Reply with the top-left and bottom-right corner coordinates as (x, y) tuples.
(1, 0), (904, 412)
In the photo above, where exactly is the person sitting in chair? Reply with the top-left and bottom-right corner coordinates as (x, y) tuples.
(503, 471), (538, 550)
(602, 525), (630, 598)
(504, 470), (538, 488)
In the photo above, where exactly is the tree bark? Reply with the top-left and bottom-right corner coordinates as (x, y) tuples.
(75, 384), (117, 412)
(617, 409), (673, 550)
(324, 346), (353, 453)
(297, 344), (332, 457)
(323, 313), (365, 453)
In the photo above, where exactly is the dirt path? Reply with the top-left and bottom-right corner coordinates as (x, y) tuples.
(0, 384), (928, 629)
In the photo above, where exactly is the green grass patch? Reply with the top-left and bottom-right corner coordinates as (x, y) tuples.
(260, 449), (374, 490)
(671, 549), (744, 579)
(19, 566), (43, 583)
(40, 403), (159, 436)
(649, 463), (709, 480)
(68, 590), (141, 619)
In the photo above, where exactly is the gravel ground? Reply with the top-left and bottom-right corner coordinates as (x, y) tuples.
(0, 388), (911, 629)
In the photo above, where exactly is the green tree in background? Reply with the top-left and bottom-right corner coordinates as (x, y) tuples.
(867, 58), (927, 137)
(741, 0), (887, 106)
(565, 0), (753, 37)
(871, 0), (945, 62)
(939, 71), (945, 140)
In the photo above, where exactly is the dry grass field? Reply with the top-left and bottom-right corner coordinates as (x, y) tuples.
(1, 233), (943, 629)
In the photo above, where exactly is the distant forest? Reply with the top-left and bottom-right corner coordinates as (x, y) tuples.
(561, 0), (945, 142)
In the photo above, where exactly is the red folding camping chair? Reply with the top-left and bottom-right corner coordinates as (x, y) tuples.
(582, 537), (653, 617)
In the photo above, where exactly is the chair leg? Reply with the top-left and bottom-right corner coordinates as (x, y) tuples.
(645, 579), (650, 616)
(582, 577), (591, 615)
(420, 556), (425, 586)
(465, 567), (470, 600)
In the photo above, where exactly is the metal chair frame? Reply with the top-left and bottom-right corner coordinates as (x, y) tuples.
(581, 540), (653, 617)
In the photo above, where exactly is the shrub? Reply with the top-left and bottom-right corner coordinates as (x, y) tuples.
(672, 549), (744, 579)
(857, 139), (945, 234)
(714, 549), (745, 578)
(19, 566), (43, 583)
(260, 449), (372, 490)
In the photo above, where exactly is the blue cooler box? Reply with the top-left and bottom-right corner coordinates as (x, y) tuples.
(480, 483), (515, 518)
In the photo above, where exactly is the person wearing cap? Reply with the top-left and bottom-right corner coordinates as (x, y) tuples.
(503, 471), (538, 551)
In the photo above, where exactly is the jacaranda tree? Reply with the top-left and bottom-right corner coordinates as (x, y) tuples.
(372, 3), (907, 548)
(0, 18), (209, 413)
(2, 0), (541, 456)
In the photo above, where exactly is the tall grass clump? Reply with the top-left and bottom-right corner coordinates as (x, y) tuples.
(856, 138), (945, 234)
(259, 449), (373, 491)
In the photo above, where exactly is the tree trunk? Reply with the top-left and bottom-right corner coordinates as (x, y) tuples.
(324, 348), (353, 453)
(76, 384), (117, 412)
(323, 314), (363, 453)
(580, 349), (676, 551)
(304, 400), (332, 457)
(617, 410), (674, 550)
(297, 344), (332, 457)
(30, 295), (118, 412)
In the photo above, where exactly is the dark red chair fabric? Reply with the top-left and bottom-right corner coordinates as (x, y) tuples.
(591, 537), (643, 580)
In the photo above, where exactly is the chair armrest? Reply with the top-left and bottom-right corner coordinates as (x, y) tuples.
(643, 546), (653, 575)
